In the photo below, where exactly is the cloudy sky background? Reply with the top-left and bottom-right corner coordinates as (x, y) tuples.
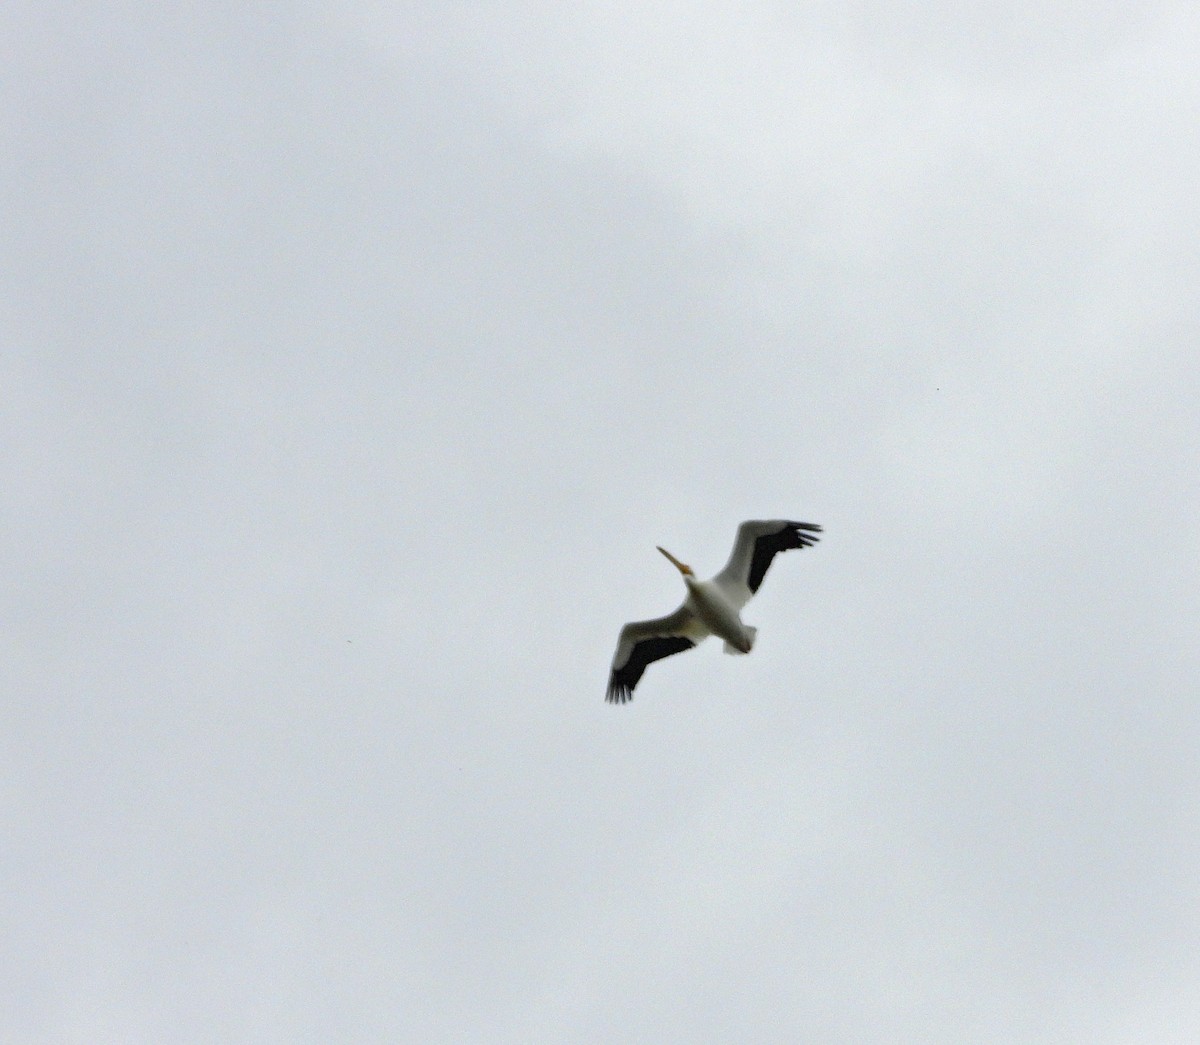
(4, 3), (1200, 1041)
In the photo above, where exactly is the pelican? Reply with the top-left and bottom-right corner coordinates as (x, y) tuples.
(606, 519), (822, 704)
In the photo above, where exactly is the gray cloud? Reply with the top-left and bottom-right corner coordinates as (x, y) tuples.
(3, 4), (1198, 1042)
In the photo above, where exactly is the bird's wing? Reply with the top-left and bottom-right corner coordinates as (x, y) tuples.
(606, 605), (710, 704)
(712, 520), (822, 610)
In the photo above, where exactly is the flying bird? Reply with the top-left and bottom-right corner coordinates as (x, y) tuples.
(606, 519), (822, 704)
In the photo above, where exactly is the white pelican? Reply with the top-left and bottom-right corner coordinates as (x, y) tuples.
(606, 519), (822, 704)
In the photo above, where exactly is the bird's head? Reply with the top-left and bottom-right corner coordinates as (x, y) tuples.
(656, 546), (694, 576)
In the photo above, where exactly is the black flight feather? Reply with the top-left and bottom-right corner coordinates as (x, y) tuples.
(746, 521), (822, 594)
(606, 636), (696, 704)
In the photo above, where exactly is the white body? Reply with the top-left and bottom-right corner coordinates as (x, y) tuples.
(683, 576), (755, 654)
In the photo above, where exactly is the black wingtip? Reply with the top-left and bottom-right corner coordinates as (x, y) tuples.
(605, 683), (633, 705)
(787, 521), (822, 548)
(605, 635), (694, 705)
(747, 521), (823, 592)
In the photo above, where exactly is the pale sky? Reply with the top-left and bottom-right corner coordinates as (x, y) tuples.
(4, 4), (1200, 1042)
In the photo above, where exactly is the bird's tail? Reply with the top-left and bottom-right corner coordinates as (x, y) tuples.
(723, 626), (757, 655)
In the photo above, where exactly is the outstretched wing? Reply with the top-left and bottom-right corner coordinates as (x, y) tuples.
(712, 520), (822, 610)
(606, 606), (710, 704)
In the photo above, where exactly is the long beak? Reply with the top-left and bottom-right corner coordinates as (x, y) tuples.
(656, 546), (693, 576)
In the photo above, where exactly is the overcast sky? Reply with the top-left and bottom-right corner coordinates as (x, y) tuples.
(4, 4), (1200, 1042)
